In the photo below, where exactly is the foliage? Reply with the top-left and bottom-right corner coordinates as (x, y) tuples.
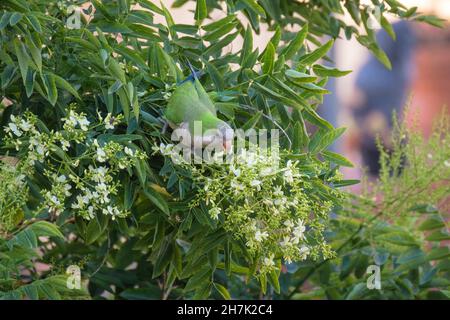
(238, 113), (450, 299)
(0, 0), (445, 300)
(179, 0), (445, 69)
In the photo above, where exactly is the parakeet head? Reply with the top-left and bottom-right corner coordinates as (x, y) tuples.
(202, 120), (234, 152)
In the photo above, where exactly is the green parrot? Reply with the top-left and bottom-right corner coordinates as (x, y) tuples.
(164, 68), (233, 151)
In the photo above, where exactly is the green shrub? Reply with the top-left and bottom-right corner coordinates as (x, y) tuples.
(0, 0), (445, 300)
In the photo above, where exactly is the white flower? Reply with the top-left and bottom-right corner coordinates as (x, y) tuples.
(254, 230), (268, 242)
(56, 175), (67, 183)
(36, 144), (46, 155)
(274, 197), (287, 207)
(158, 143), (174, 156)
(64, 184), (72, 196)
(444, 160), (450, 168)
(427, 153), (433, 159)
(50, 195), (60, 206)
(263, 255), (275, 267)
(283, 168), (294, 184)
(87, 206), (95, 219)
(124, 146), (134, 156)
(8, 123), (22, 136)
(292, 219), (306, 242)
(61, 139), (70, 151)
(102, 205), (120, 220)
(19, 119), (32, 132)
(66, 114), (78, 128)
(299, 245), (310, 260)
(96, 147), (107, 162)
(104, 113), (115, 130)
(280, 236), (291, 247)
(230, 166), (241, 177)
(284, 219), (294, 229)
(77, 116), (90, 131)
(72, 159), (80, 167)
(231, 179), (244, 191)
(260, 166), (273, 176)
(72, 195), (88, 209)
(273, 186), (283, 197)
(209, 207), (221, 220)
(250, 179), (262, 190)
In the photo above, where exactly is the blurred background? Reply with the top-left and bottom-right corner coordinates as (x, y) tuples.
(159, 0), (450, 180)
(328, 0), (450, 181)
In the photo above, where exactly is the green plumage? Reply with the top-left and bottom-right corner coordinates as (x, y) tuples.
(165, 78), (229, 135)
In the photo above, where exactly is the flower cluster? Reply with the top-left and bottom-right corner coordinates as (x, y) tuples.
(3, 109), (146, 220)
(184, 149), (343, 275)
(0, 160), (28, 233)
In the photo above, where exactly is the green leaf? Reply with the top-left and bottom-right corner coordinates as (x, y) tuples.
(380, 16), (396, 40)
(281, 23), (308, 61)
(195, 0), (207, 23)
(152, 240), (174, 278)
(25, 14), (42, 33)
(203, 22), (236, 42)
(397, 248), (425, 265)
(206, 62), (224, 91)
(240, 26), (253, 64)
(414, 15), (445, 28)
(292, 120), (309, 152)
(214, 283), (231, 300)
(0, 12), (12, 30)
(85, 218), (106, 244)
(313, 65), (351, 77)
(268, 270), (280, 294)
(242, 0), (266, 18)
(108, 58), (126, 83)
(308, 128), (346, 153)
(25, 68), (35, 98)
(285, 69), (317, 83)
(115, 45), (149, 71)
(262, 42), (275, 74)
(427, 247), (450, 261)
(108, 80), (123, 94)
(25, 35), (42, 72)
(13, 39), (30, 86)
(1, 65), (17, 89)
(345, 283), (367, 300)
(29, 221), (64, 239)
(204, 31), (239, 57)
(9, 228), (37, 249)
(332, 179), (360, 187)
(138, 0), (164, 15)
(43, 73), (58, 106)
(22, 284), (39, 300)
(299, 82), (330, 94)
(144, 187), (170, 216)
(298, 40), (333, 66)
(409, 204), (438, 214)
(9, 12), (23, 26)
(426, 230), (450, 242)
(368, 43), (392, 70)
(172, 24), (198, 35)
(202, 15), (236, 31)
(377, 232), (418, 246)
(418, 216), (445, 231)
(53, 74), (81, 100)
(259, 273), (267, 294)
(184, 266), (211, 292)
(37, 282), (61, 300)
(322, 150), (354, 167)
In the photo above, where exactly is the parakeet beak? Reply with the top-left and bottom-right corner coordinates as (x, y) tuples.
(219, 126), (234, 152)
(223, 140), (232, 152)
